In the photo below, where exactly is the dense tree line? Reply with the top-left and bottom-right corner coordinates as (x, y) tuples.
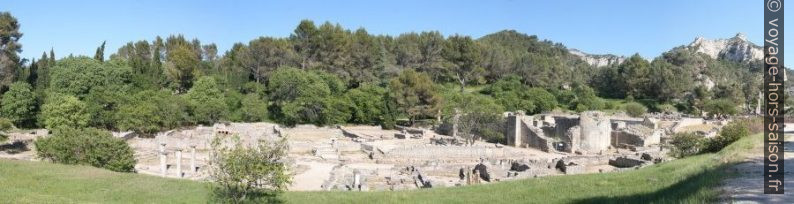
(0, 12), (770, 140)
(591, 48), (764, 116)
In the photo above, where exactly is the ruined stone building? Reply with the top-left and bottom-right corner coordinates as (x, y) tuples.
(506, 111), (663, 154)
(611, 118), (662, 149)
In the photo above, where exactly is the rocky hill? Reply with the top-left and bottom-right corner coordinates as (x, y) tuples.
(687, 33), (763, 62)
(569, 33), (762, 67)
(568, 49), (625, 67)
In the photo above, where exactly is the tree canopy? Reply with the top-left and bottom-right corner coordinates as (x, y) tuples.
(0, 12), (767, 139)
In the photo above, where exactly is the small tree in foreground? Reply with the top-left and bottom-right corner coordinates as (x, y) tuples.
(210, 134), (291, 203)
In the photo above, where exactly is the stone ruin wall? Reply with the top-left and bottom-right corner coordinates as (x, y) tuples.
(505, 112), (667, 154)
(611, 130), (663, 148)
(577, 111), (612, 153)
(519, 119), (553, 152)
(545, 116), (579, 140)
(562, 126), (580, 153)
(505, 114), (522, 147)
(542, 116), (579, 152)
(505, 114), (556, 152)
(381, 145), (525, 162)
(612, 131), (645, 147)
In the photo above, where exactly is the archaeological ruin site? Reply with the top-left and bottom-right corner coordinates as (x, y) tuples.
(1, 110), (732, 191)
(1, 2), (782, 202)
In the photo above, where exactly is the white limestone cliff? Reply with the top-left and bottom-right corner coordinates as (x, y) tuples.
(688, 33), (763, 62)
(569, 49), (625, 67)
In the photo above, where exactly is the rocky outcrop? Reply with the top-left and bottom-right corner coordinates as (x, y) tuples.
(569, 49), (625, 67)
(688, 33), (763, 62)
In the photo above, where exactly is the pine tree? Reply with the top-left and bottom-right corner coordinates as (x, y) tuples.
(0, 12), (23, 92)
(291, 20), (318, 69)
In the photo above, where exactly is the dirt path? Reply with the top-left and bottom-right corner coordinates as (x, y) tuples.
(290, 161), (336, 191)
(719, 135), (793, 203)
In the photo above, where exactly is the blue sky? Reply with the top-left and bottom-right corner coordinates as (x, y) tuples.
(3, 0), (780, 62)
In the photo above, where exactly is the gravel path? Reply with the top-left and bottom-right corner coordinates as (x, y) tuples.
(719, 135), (793, 203)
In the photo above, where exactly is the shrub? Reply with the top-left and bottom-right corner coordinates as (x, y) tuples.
(41, 94), (90, 130)
(657, 104), (677, 114)
(669, 132), (701, 158)
(0, 118), (14, 131)
(268, 68), (354, 126)
(210, 134), (290, 203)
(279, 95), (352, 126)
(570, 85), (604, 111)
(49, 57), (132, 98)
(224, 90), (245, 122)
(482, 77), (555, 114)
(624, 102), (647, 117)
(718, 120), (751, 144)
(441, 92), (505, 144)
(346, 84), (388, 125)
(116, 90), (189, 135)
(0, 82), (37, 127)
(458, 112), (505, 144)
(604, 100), (619, 110)
(84, 87), (130, 129)
(0, 118), (10, 142)
(186, 77), (227, 124)
(239, 94), (268, 122)
(241, 81), (266, 98)
(700, 119), (751, 153)
(525, 88), (557, 113)
(704, 99), (737, 118)
(34, 128), (136, 172)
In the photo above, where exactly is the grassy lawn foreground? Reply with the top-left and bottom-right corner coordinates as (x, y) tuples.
(0, 134), (759, 203)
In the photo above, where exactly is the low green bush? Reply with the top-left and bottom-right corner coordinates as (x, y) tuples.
(700, 119), (751, 153)
(0, 118), (14, 131)
(670, 132), (701, 158)
(34, 128), (136, 172)
(624, 102), (647, 117)
(704, 99), (737, 118)
(656, 104), (677, 114)
(672, 118), (757, 157)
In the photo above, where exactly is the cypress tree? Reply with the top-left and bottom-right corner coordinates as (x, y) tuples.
(94, 41), (106, 62)
(49, 49), (55, 65)
(27, 58), (37, 86)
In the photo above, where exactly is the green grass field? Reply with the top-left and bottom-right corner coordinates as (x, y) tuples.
(0, 134), (759, 204)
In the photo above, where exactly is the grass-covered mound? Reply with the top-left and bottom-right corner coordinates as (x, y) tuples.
(0, 134), (759, 203)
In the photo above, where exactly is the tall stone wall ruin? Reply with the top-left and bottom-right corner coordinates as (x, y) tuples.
(577, 111), (612, 153)
(505, 113), (553, 152)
